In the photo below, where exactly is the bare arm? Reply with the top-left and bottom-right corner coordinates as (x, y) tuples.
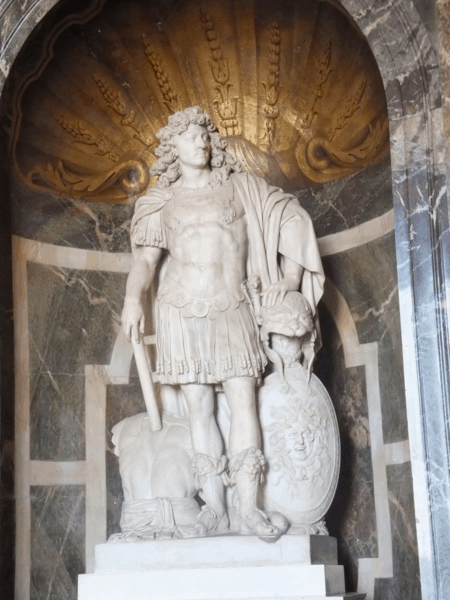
(262, 255), (304, 308)
(122, 246), (163, 343)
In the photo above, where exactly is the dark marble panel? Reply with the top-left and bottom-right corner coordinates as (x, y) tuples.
(341, 0), (442, 120)
(412, 0), (439, 50)
(106, 449), (123, 539)
(322, 231), (408, 444)
(30, 373), (86, 462)
(28, 262), (127, 376)
(294, 156), (393, 238)
(0, 355), (15, 598)
(375, 462), (422, 600)
(0, 496), (15, 599)
(106, 379), (146, 437)
(12, 182), (134, 253)
(315, 304), (377, 593)
(28, 262), (127, 460)
(30, 485), (85, 600)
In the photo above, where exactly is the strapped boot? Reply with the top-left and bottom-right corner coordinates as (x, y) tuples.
(229, 446), (280, 538)
(191, 453), (229, 535)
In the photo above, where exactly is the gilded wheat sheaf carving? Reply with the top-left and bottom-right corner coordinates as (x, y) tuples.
(301, 41), (332, 130)
(143, 41), (182, 114)
(93, 75), (155, 149)
(200, 8), (239, 136)
(261, 22), (281, 150)
(327, 76), (366, 141)
(56, 116), (121, 162)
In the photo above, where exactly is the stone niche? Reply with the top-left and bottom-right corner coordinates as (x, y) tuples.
(1, 0), (421, 599)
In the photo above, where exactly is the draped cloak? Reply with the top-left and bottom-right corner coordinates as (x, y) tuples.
(131, 172), (325, 349)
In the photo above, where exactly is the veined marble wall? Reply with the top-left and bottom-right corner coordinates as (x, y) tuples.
(1, 1), (450, 600)
(8, 147), (418, 600)
(436, 0), (450, 193)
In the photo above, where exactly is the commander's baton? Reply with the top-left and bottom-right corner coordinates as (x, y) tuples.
(132, 335), (162, 432)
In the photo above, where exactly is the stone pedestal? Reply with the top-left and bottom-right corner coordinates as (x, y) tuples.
(78, 535), (365, 600)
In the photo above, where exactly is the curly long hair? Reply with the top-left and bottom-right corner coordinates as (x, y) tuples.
(150, 106), (242, 188)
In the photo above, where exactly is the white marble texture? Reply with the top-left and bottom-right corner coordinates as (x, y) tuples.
(79, 536), (352, 600)
(95, 535), (338, 573)
(1, 1), (449, 600)
(79, 565), (347, 600)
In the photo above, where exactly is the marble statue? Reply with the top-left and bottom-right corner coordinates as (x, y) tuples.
(109, 386), (200, 541)
(120, 106), (326, 540)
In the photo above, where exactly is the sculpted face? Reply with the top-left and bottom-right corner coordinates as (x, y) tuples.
(260, 291), (314, 343)
(287, 419), (315, 463)
(173, 123), (211, 169)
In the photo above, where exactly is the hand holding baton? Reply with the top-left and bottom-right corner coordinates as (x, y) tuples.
(132, 335), (162, 432)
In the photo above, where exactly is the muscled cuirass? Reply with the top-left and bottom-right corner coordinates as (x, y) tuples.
(162, 180), (243, 234)
(161, 181), (248, 299)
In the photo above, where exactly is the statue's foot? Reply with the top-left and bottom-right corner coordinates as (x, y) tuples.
(186, 506), (230, 537)
(240, 507), (281, 539)
(267, 511), (289, 534)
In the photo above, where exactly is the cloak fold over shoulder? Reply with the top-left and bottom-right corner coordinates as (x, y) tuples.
(232, 173), (324, 319)
(130, 171), (325, 321)
(130, 185), (170, 256)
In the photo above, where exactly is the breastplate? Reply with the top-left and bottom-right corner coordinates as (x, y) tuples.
(162, 181), (236, 232)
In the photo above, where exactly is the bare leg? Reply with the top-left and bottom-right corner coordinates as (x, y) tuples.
(223, 377), (279, 537)
(223, 377), (260, 456)
(181, 383), (228, 532)
(181, 383), (222, 458)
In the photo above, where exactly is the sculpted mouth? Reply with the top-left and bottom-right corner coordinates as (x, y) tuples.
(287, 445), (313, 461)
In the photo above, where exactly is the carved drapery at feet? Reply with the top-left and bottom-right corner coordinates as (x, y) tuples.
(108, 497), (201, 542)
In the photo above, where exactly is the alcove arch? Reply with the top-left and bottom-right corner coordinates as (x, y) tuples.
(0, 1), (448, 600)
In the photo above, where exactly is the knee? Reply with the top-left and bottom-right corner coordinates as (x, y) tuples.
(183, 394), (213, 421)
(189, 399), (214, 421)
(182, 386), (214, 420)
(224, 378), (256, 413)
(234, 394), (256, 413)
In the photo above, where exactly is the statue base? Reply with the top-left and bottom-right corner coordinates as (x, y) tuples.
(78, 535), (365, 600)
